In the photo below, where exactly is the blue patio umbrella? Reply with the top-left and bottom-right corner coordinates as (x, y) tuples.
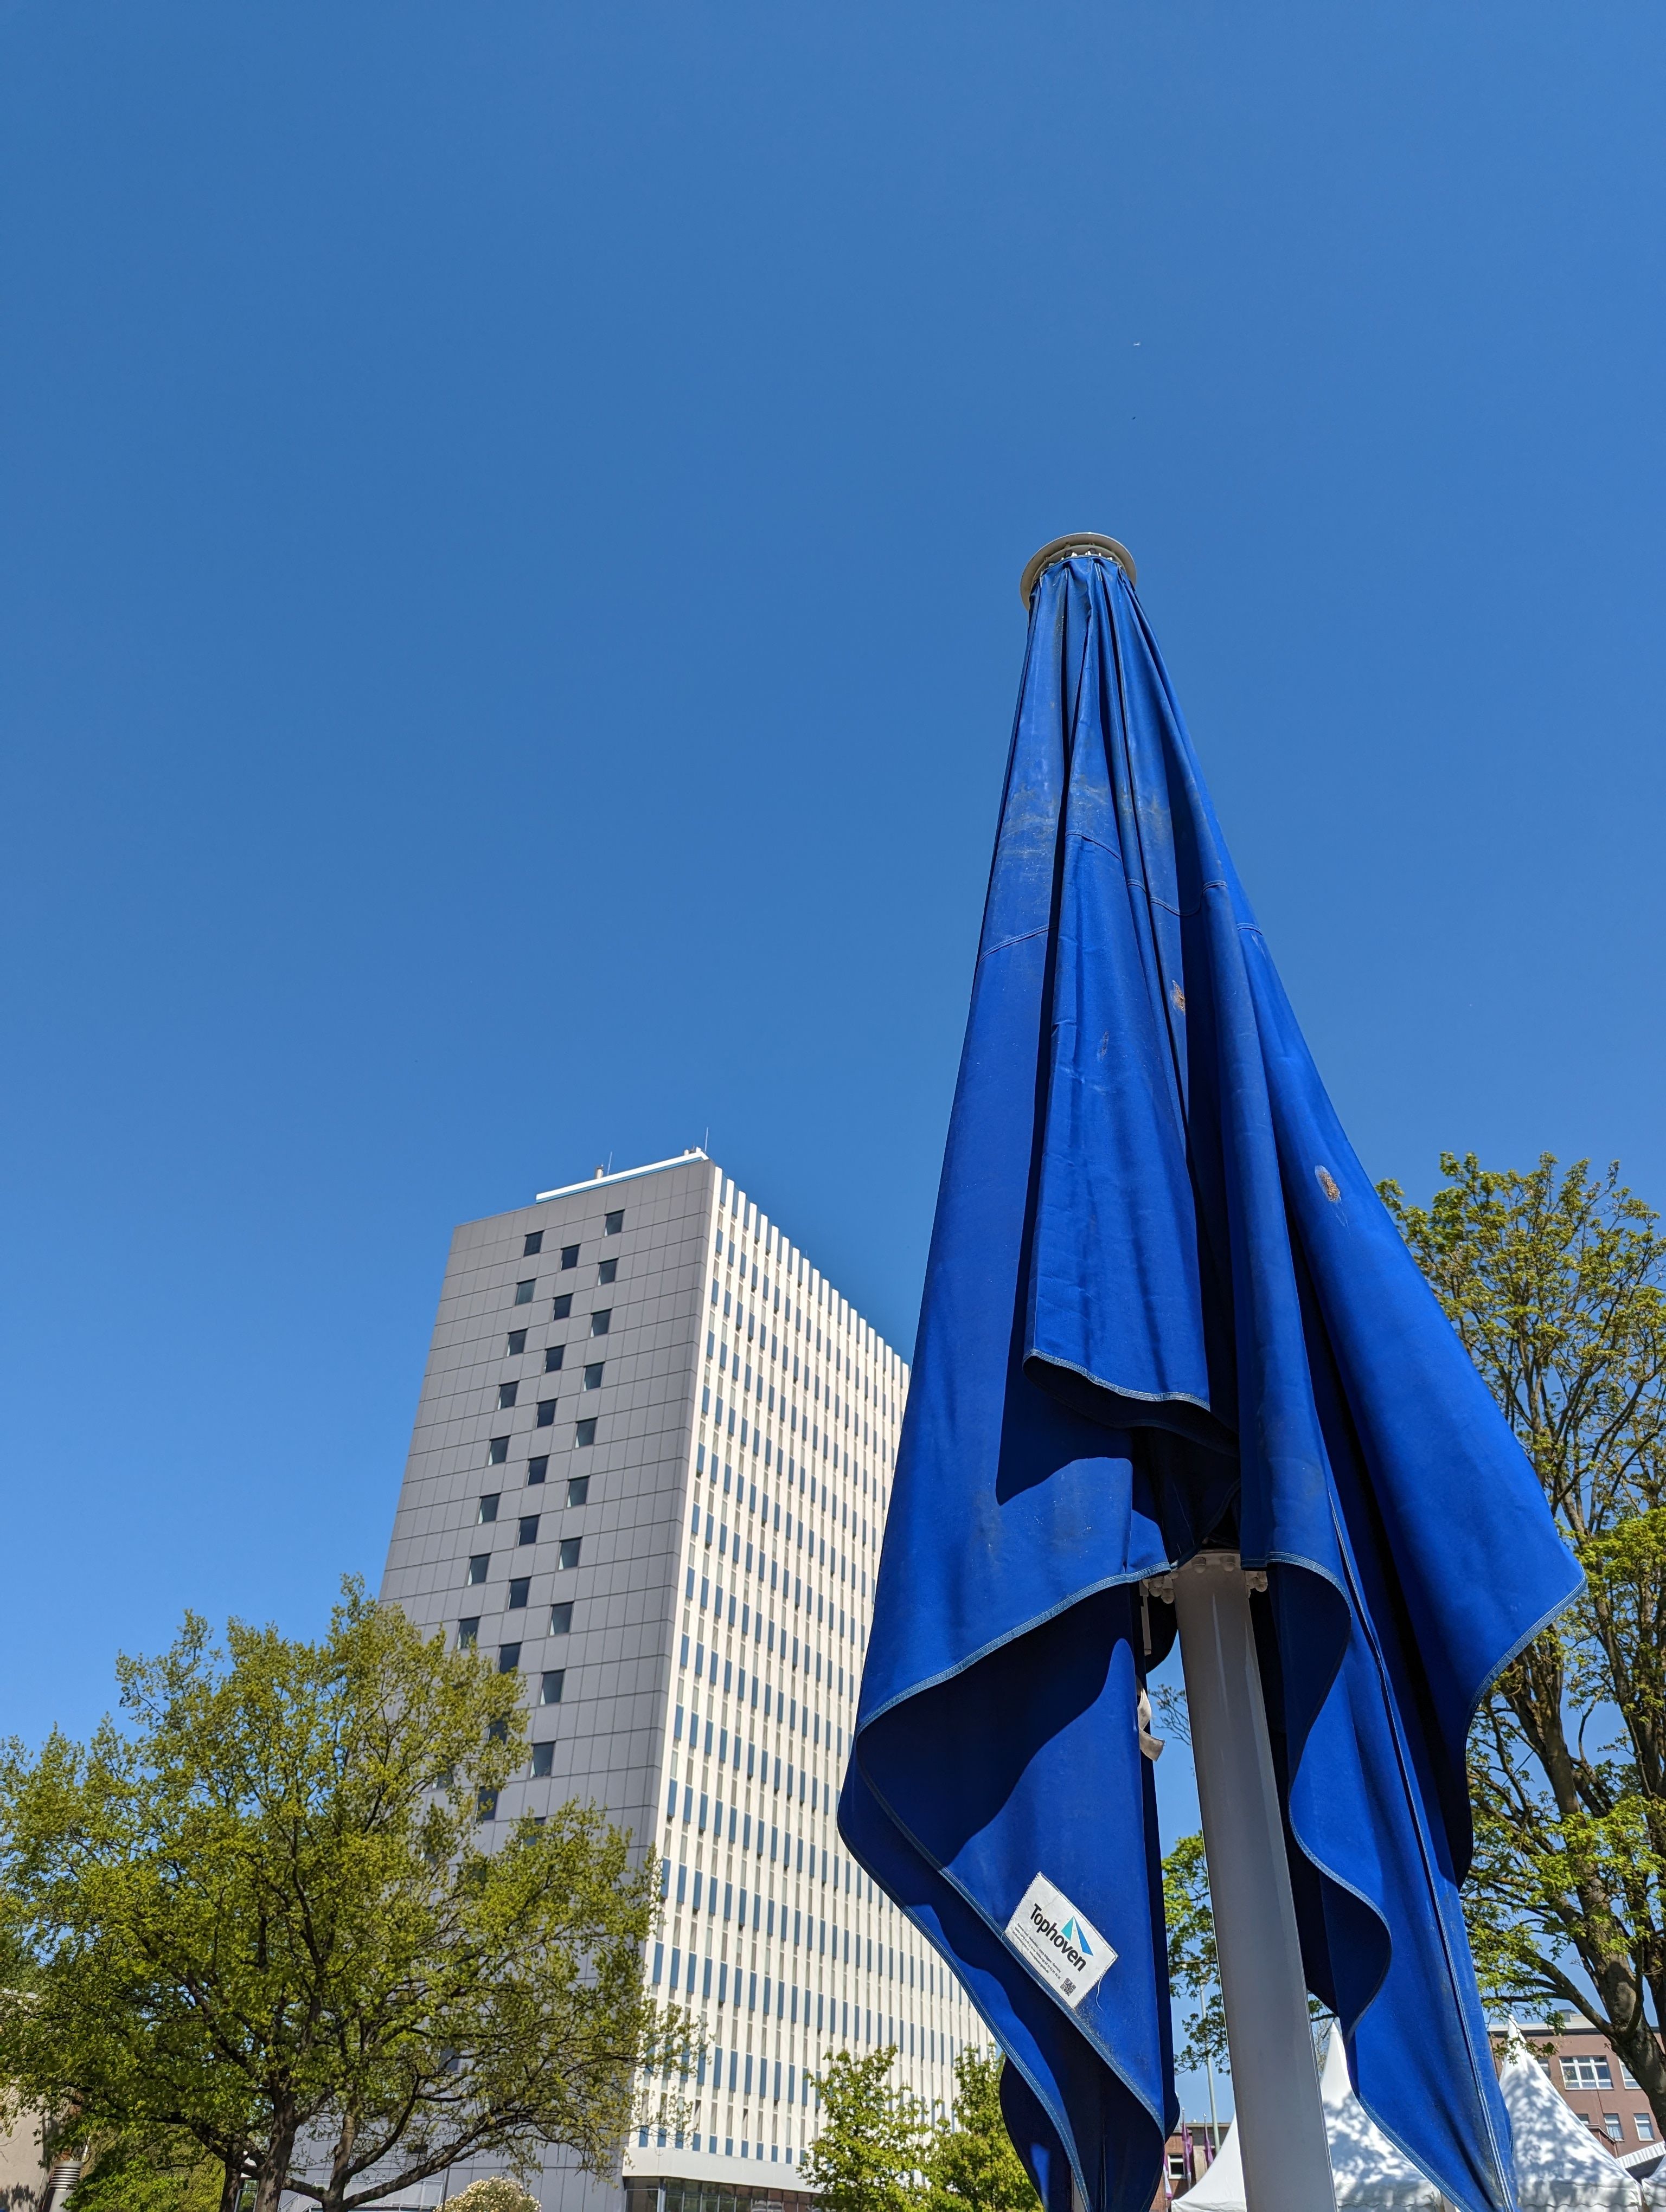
(837, 541), (1580, 2212)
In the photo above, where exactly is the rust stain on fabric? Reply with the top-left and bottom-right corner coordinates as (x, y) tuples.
(1316, 1166), (1341, 1203)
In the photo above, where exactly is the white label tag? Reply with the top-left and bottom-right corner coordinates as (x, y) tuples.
(1004, 1873), (1116, 2009)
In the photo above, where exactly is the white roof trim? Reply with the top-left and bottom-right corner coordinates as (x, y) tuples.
(534, 1151), (710, 1204)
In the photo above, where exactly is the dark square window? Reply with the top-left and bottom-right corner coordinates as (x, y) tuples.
(560, 1245), (580, 1270)
(523, 1231), (544, 1256)
(497, 1381), (518, 1409)
(487, 1718), (508, 1741)
(477, 1494), (499, 1523)
(514, 1279), (536, 1306)
(531, 1741), (555, 1778)
(526, 1456), (548, 1486)
(477, 1788), (498, 1820)
(597, 1258), (618, 1285)
(466, 1555), (489, 1586)
(518, 1515), (539, 1545)
(544, 1345), (564, 1372)
(552, 1293), (573, 1320)
(549, 1602), (573, 1635)
(583, 1362), (605, 1390)
(541, 1670), (566, 1705)
(457, 1619), (479, 1650)
(488, 1437), (509, 1465)
(498, 1643), (521, 1673)
(567, 1475), (590, 1507)
(508, 1578), (530, 1609)
(604, 1210), (624, 1234)
(591, 1309), (611, 1336)
(535, 1399), (557, 1428)
(575, 1419), (597, 1447)
(506, 1329), (527, 1355)
(558, 1537), (582, 1570)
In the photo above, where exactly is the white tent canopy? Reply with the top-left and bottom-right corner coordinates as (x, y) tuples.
(1179, 2029), (1440, 2211)
(1498, 2025), (1641, 2212)
(1180, 2024), (1649, 2212)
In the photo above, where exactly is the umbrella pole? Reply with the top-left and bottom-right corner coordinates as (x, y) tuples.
(1171, 1552), (1335, 2212)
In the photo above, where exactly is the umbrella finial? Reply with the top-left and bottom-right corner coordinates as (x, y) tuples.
(1020, 532), (1138, 609)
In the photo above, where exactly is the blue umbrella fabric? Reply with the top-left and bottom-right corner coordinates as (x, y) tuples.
(837, 548), (1581, 2212)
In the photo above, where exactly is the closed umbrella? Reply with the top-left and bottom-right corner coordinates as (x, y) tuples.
(838, 541), (1581, 2212)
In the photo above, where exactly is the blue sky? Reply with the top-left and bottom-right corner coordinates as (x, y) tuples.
(2, 9), (1662, 2092)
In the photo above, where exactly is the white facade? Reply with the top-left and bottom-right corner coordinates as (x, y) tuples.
(379, 1151), (979, 2211)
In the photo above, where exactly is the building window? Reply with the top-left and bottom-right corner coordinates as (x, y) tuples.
(544, 1346), (564, 1372)
(567, 1475), (590, 1507)
(584, 1362), (605, 1390)
(1603, 2116), (1624, 2144)
(575, 1419), (597, 1446)
(1638, 2114), (1655, 2142)
(524, 1231), (544, 1256)
(457, 1619), (479, 1650)
(605, 1210), (624, 1234)
(1565, 2057), (1615, 2089)
(509, 1578), (530, 1609)
(477, 1494), (499, 1523)
(498, 1643), (521, 1673)
(514, 1279), (536, 1306)
(488, 1437), (509, 1465)
(536, 1400), (557, 1427)
(518, 1515), (539, 1545)
(552, 1293), (573, 1320)
(558, 1538), (582, 1570)
(591, 1309), (612, 1336)
(550, 1602), (573, 1634)
(466, 1555), (489, 1586)
(497, 1381), (518, 1409)
(477, 1789), (498, 1819)
(531, 1742), (555, 1777)
(598, 1258), (618, 1285)
(561, 1245), (580, 1270)
(541, 1670), (566, 1705)
(527, 1456), (548, 1485)
(506, 1329), (527, 1355)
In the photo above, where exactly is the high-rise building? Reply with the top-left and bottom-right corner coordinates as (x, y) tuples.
(379, 1150), (980, 2212)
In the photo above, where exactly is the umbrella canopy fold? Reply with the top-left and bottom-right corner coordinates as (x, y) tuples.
(838, 549), (1581, 2212)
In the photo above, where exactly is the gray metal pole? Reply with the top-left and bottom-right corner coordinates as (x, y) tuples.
(1170, 1552), (1335, 2212)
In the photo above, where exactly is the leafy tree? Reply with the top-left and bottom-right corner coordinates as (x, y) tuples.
(923, 2046), (1039, 2212)
(804, 2048), (931, 2212)
(67, 2131), (223, 2212)
(1382, 1154), (1666, 2134)
(1161, 1834), (1226, 2076)
(0, 1581), (683, 2212)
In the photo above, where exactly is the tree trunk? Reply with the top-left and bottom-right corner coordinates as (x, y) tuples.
(254, 2122), (298, 2212)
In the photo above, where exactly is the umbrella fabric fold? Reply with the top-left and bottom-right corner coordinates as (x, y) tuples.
(838, 551), (1581, 2212)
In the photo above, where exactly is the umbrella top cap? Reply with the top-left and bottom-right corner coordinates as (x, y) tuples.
(1020, 533), (1138, 610)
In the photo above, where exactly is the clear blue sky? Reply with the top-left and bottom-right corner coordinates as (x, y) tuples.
(4, 0), (1663, 1857)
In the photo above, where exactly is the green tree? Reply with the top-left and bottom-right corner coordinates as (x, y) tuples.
(923, 2046), (1039, 2212)
(1161, 1834), (1226, 2076)
(0, 1582), (683, 2212)
(1382, 1153), (1666, 2134)
(804, 2048), (930, 2212)
(67, 2131), (224, 2212)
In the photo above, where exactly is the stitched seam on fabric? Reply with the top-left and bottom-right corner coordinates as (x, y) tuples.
(1470, 1570), (1585, 1725)
(1028, 1349), (1231, 1430)
(855, 1562), (1161, 1730)
(979, 925), (1050, 961)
